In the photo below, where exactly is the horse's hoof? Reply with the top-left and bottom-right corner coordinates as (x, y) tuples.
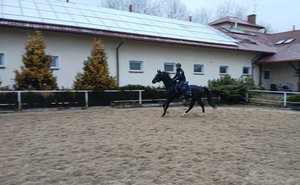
(201, 113), (206, 116)
(181, 113), (187, 117)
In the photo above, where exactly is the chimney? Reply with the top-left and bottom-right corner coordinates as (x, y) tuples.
(247, 14), (256, 24)
(234, 21), (238, 29)
(188, 16), (192, 22)
(293, 25), (296, 31)
(129, 5), (133, 12)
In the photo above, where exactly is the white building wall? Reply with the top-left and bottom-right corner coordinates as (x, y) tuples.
(0, 27), (257, 89)
(119, 40), (256, 87)
(0, 28), (119, 89)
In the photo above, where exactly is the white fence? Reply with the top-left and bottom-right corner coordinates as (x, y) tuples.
(0, 90), (145, 110)
(246, 90), (300, 107)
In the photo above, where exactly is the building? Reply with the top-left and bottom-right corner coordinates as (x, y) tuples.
(0, 1), (299, 91)
(210, 14), (300, 91)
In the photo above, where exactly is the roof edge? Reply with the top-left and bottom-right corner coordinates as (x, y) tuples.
(0, 18), (239, 49)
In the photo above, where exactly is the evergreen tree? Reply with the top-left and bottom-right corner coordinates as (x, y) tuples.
(73, 39), (117, 90)
(15, 31), (57, 90)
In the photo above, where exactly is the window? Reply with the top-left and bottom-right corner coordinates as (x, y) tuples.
(193, 64), (204, 73)
(129, 60), (143, 72)
(243, 67), (250, 75)
(0, 53), (5, 68)
(219, 66), (228, 74)
(264, 70), (270, 79)
(50, 56), (59, 69)
(275, 38), (295, 45)
(164, 62), (175, 72)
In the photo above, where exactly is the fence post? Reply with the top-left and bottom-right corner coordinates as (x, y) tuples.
(85, 91), (89, 108)
(17, 91), (22, 111)
(246, 92), (249, 102)
(283, 92), (287, 107)
(138, 90), (142, 105)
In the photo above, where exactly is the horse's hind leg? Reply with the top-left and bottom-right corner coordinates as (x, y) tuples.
(183, 100), (195, 116)
(197, 100), (205, 114)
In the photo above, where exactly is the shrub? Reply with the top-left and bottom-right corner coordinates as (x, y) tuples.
(73, 39), (117, 90)
(287, 94), (300, 106)
(208, 75), (255, 104)
(15, 31), (57, 90)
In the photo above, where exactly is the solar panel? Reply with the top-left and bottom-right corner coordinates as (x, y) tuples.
(39, 11), (56, 20)
(0, 0), (237, 46)
(22, 8), (40, 17)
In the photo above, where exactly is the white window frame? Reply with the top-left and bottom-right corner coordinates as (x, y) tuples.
(219, 65), (229, 74)
(0, 52), (6, 68)
(129, 60), (143, 73)
(50, 55), (60, 70)
(193, 64), (204, 74)
(164, 62), (175, 73)
(242, 67), (251, 75)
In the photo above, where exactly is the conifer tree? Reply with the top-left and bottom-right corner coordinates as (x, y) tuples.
(15, 31), (57, 90)
(73, 39), (117, 90)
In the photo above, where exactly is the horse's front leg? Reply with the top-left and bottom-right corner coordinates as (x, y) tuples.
(162, 99), (171, 117)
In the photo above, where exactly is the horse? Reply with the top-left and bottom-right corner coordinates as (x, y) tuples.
(152, 70), (216, 117)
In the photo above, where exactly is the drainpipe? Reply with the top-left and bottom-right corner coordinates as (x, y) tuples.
(116, 42), (124, 87)
(298, 62), (300, 91)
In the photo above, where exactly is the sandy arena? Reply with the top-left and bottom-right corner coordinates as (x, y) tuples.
(0, 106), (299, 185)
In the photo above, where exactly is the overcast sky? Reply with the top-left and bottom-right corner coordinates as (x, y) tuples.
(69, 0), (300, 33)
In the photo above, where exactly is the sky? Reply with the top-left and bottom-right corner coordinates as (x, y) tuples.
(69, 0), (300, 33)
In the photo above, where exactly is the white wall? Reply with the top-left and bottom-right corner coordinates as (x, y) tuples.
(0, 27), (119, 89)
(119, 40), (256, 87)
(0, 27), (257, 89)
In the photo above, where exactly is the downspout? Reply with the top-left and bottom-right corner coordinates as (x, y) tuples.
(298, 62), (300, 92)
(116, 42), (124, 87)
(295, 61), (300, 92)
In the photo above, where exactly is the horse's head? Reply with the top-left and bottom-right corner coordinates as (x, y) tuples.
(152, 70), (164, 84)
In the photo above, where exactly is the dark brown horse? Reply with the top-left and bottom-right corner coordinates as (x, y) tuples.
(152, 70), (216, 117)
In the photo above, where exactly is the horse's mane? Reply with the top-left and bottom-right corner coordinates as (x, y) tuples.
(161, 71), (171, 78)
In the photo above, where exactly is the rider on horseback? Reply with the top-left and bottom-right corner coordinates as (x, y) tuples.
(172, 63), (192, 99)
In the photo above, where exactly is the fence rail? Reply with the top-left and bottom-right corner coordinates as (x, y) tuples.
(0, 90), (145, 111)
(246, 90), (300, 107)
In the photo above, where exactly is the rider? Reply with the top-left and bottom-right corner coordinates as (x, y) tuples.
(172, 63), (191, 99)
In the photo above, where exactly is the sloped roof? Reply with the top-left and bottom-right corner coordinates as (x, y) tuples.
(0, 0), (237, 47)
(209, 16), (264, 29)
(213, 26), (276, 53)
(261, 30), (300, 63)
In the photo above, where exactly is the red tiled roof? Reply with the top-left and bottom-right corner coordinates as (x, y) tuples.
(261, 30), (300, 63)
(209, 16), (264, 29)
(213, 26), (276, 53)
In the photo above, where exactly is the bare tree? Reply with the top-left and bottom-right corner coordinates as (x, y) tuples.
(102, 0), (190, 21)
(102, 0), (157, 14)
(215, 0), (247, 19)
(192, 8), (211, 24)
(158, 0), (190, 20)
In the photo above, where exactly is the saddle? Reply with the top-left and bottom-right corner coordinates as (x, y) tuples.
(184, 81), (192, 96)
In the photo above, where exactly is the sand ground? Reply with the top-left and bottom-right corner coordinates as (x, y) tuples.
(0, 106), (299, 185)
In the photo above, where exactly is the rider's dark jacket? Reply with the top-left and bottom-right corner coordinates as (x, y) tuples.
(172, 67), (186, 82)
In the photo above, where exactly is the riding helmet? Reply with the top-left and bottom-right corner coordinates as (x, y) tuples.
(175, 63), (181, 67)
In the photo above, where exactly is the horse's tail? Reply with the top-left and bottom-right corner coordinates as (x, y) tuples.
(204, 87), (217, 109)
